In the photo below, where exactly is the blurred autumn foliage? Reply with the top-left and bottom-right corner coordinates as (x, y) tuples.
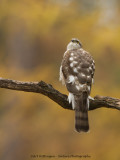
(0, 0), (120, 160)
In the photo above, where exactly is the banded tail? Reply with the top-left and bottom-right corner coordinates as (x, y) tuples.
(74, 93), (89, 132)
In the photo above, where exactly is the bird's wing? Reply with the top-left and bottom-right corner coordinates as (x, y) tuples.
(61, 48), (95, 95)
(60, 48), (95, 132)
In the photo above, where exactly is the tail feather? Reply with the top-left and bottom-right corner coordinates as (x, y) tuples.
(74, 93), (89, 133)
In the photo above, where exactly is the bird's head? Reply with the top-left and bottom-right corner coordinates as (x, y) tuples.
(67, 38), (82, 50)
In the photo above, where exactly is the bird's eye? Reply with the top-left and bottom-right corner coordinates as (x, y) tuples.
(71, 39), (81, 45)
(71, 40), (75, 42)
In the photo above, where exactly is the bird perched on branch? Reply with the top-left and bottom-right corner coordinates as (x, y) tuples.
(59, 38), (95, 133)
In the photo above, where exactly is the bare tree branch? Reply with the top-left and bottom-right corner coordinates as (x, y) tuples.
(0, 77), (120, 111)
